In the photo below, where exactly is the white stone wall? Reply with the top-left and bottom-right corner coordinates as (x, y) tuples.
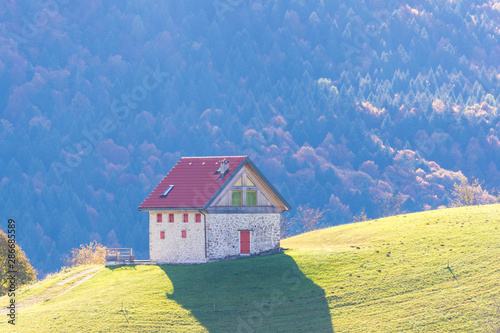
(206, 213), (281, 260)
(149, 211), (206, 263)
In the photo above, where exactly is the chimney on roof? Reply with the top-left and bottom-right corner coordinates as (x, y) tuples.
(218, 159), (229, 179)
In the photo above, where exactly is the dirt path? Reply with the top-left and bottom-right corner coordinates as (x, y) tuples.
(0, 266), (102, 314)
(59, 267), (101, 296)
(56, 266), (102, 286)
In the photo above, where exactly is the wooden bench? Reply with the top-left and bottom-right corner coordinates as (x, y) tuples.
(105, 248), (135, 262)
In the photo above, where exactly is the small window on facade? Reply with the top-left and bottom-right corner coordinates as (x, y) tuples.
(246, 177), (255, 186)
(232, 190), (242, 206)
(160, 231), (165, 239)
(196, 213), (201, 223)
(184, 213), (188, 223)
(181, 230), (187, 238)
(169, 214), (174, 223)
(160, 185), (174, 198)
(157, 214), (162, 223)
(247, 190), (257, 206)
(234, 177), (242, 186)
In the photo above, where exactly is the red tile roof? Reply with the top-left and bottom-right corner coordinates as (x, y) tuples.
(138, 156), (247, 210)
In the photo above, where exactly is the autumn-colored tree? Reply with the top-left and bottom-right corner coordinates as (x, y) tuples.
(64, 241), (107, 267)
(353, 208), (369, 222)
(0, 228), (37, 296)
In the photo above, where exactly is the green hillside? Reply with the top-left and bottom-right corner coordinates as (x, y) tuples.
(1, 205), (499, 332)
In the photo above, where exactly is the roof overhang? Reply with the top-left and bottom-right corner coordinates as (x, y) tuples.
(138, 207), (204, 211)
(245, 158), (292, 211)
(203, 156), (292, 211)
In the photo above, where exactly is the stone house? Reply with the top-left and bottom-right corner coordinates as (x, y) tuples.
(138, 156), (291, 264)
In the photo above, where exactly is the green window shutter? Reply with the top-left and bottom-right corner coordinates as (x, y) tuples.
(247, 191), (257, 206)
(232, 191), (242, 206)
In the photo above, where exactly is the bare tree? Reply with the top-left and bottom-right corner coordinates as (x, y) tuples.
(296, 205), (328, 233)
(450, 177), (481, 206)
(280, 214), (295, 239)
(450, 177), (500, 207)
(372, 193), (406, 218)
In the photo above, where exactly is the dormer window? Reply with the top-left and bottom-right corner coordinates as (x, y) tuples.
(160, 185), (174, 198)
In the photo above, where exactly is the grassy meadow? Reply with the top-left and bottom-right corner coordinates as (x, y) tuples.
(1, 204), (499, 332)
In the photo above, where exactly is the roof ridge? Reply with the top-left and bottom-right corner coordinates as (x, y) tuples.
(180, 155), (247, 159)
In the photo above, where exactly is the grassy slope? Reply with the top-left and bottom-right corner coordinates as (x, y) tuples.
(283, 204), (500, 332)
(1, 205), (499, 332)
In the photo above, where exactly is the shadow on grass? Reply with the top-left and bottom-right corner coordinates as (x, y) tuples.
(161, 253), (334, 332)
(106, 265), (138, 271)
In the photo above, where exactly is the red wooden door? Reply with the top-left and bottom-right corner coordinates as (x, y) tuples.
(240, 231), (250, 254)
